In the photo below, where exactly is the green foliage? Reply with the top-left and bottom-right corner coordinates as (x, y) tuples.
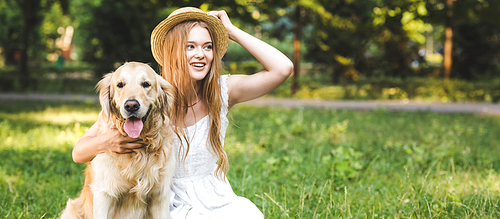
(68, 0), (257, 75)
(0, 62), (98, 93)
(272, 75), (500, 102)
(320, 120), (364, 181)
(0, 0), (24, 65)
(425, 0), (500, 80)
(452, 20), (500, 79)
(70, 0), (162, 75)
(1, 101), (500, 217)
(2, 0), (500, 84)
(225, 37), (294, 74)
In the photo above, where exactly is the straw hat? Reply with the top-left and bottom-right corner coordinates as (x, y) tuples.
(151, 7), (229, 66)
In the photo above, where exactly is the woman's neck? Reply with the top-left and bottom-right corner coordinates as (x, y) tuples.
(188, 84), (202, 107)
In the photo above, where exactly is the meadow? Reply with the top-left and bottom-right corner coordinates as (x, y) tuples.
(0, 100), (499, 218)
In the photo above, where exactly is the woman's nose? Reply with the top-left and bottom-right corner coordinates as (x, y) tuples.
(194, 47), (204, 58)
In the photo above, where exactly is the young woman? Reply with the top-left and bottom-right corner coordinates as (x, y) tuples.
(72, 7), (293, 218)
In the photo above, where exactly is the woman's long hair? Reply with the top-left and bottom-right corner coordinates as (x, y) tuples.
(160, 20), (228, 179)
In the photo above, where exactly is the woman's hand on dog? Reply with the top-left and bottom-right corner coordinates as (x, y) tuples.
(73, 122), (144, 163)
(102, 125), (144, 154)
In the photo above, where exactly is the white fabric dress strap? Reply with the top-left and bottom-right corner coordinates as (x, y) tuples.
(220, 74), (229, 116)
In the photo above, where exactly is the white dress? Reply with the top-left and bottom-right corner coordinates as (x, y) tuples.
(169, 75), (264, 219)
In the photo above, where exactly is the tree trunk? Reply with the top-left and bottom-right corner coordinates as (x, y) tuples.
(443, 0), (453, 79)
(20, 22), (30, 90)
(18, 0), (41, 90)
(291, 6), (302, 95)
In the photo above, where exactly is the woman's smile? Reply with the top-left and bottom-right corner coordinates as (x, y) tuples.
(190, 62), (207, 70)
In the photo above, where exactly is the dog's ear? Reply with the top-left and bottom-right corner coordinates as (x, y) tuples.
(96, 73), (114, 122)
(156, 74), (174, 119)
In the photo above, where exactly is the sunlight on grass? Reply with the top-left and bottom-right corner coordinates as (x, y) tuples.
(226, 106), (500, 218)
(224, 139), (266, 157)
(0, 120), (89, 150)
(0, 107), (98, 126)
(255, 167), (500, 218)
(0, 102), (99, 151)
(1, 102), (500, 218)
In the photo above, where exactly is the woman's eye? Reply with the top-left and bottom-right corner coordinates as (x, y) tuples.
(187, 45), (194, 50)
(204, 45), (213, 50)
(142, 82), (151, 88)
(117, 82), (124, 88)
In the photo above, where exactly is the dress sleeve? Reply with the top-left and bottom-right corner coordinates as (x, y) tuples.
(220, 74), (230, 116)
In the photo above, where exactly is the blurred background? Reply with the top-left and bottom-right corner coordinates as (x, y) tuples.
(0, 0), (499, 102)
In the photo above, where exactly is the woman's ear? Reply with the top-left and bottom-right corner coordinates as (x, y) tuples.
(156, 74), (175, 119)
(96, 73), (114, 122)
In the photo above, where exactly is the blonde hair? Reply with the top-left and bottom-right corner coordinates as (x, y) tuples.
(160, 20), (228, 179)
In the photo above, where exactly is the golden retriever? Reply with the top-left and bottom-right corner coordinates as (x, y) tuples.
(61, 62), (175, 219)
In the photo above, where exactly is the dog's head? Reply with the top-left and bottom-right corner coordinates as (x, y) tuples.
(97, 62), (174, 138)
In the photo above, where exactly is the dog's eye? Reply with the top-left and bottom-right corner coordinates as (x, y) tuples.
(142, 82), (151, 88)
(117, 82), (124, 88)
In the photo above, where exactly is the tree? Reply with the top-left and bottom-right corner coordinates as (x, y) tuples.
(71, 0), (255, 76)
(249, 0), (323, 94)
(443, 0), (453, 79)
(305, 0), (376, 83)
(0, 0), (68, 90)
(16, 0), (43, 90)
(426, 0), (500, 79)
(291, 6), (303, 95)
(71, 0), (161, 75)
(0, 0), (23, 66)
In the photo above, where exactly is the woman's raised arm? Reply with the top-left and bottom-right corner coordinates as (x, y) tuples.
(207, 10), (294, 107)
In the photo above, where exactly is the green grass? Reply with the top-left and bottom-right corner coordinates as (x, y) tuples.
(1, 101), (499, 218)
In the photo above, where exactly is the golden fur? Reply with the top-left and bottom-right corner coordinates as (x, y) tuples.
(60, 62), (175, 219)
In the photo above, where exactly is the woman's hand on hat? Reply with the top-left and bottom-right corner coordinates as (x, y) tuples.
(207, 10), (236, 39)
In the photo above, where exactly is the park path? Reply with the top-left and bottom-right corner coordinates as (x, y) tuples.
(0, 93), (499, 115)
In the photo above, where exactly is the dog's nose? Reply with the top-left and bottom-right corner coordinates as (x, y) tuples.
(125, 100), (140, 113)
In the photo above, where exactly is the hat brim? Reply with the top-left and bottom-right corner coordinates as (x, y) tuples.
(151, 7), (229, 66)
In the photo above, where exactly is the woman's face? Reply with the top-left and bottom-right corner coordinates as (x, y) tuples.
(186, 24), (213, 82)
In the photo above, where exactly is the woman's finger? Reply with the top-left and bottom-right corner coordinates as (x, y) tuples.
(207, 10), (232, 28)
(123, 142), (144, 149)
(116, 149), (132, 154)
(206, 10), (220, 17)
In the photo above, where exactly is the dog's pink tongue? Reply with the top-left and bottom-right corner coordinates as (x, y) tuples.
(124, 117), (143, 138)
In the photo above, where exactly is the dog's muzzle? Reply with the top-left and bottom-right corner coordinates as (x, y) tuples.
(123, 100), (152, 138)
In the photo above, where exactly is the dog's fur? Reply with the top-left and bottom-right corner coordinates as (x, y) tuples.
(61, 62), (175, 219)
